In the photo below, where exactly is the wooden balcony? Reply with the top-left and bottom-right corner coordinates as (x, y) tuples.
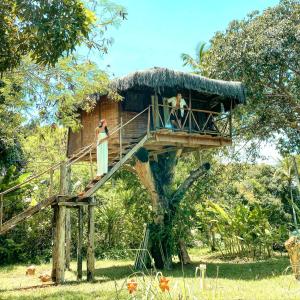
(144, 104), (232, 155)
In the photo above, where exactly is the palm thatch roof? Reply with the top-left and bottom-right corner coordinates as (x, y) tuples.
(111, 67), (246, 104)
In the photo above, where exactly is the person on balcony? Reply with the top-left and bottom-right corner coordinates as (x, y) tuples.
(95, 119), (109, 179)
(167, 93), (188, 129)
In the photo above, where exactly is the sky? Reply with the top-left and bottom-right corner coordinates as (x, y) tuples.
(96, 0), (281, 164)
(97, 0), (280, 77)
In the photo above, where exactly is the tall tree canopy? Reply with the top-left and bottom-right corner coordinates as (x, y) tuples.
(0, 0), (125, 146)
(196, 0), (300, 153)
(0, 0), (126, 73)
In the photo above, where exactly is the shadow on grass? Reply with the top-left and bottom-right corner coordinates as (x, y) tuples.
(167, 256), (291, 280)
(83, 256), (291, 281)
(2, 290), (120, 300)
(1, 257), (292, 299)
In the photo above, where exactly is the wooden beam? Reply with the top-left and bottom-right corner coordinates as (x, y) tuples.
(77, 207), (83, 281)
(87, 200), (95, 282)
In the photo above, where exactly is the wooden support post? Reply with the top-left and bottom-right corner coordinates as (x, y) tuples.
(229, 100), (233, 138)
(55, 204), (66, 283)
(87, 198), (95, 282)
(147, 106), (151, 136)
(52, 161), (68, 283)
(65, 209), (71, 270)
(77, 207), (83, 281)
(189, 90), (192, 132)
(60, 162), (68, 195)
(65, 165), (72, 270)
(51, 205), (58, 282)
(151, 95), (156, 129)
(119, 117), (123, 160)
(155, 91), (159, 128)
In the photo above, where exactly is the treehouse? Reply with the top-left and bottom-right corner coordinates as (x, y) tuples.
(0, 67), (246, 284)
(67, 67), (245, 164)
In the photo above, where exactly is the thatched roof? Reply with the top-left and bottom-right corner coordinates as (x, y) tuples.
(111, 67), (246, 104)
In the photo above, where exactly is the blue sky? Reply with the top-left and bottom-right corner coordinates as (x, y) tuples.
(97, 0), (279, 77)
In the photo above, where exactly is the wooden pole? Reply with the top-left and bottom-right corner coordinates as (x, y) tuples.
(53, 161), (68, 283)
(65, 166), (72, 270)
(229, 100), (233, 138)
(87, 198), (95, 282)
(147, 106), (151, 136)
(55, 204), (66, 283)
(49, 168), (54, 197)
(189, 90), (192, 132)
(119, 117), (123, 160)
(51, 204), (58, 282)
(77, 207), (83, 281)
(89, 149), (94, 180)
(65, 209), (71, 270)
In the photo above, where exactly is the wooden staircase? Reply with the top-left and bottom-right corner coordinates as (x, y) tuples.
(0, 134), (149, 235)
(79, 134), (148, 198)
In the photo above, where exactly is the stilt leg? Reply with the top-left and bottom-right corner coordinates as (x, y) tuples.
(51, 205), (58, 282)
(87, 202), (95, 282)
(55, 205), (66, 283)
(65, 208), (71, 270)
(77, 207), (83, 281)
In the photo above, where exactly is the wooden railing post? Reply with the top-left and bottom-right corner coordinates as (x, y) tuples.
(49, 168), (54, 197)
(89, 149), (94, 180)
(119, 117), (123, 160)
(229, 100), (233, 138)
(147, 106), (151, 136)
(59, 161), (68, 195)
(189, 90), (192, 132)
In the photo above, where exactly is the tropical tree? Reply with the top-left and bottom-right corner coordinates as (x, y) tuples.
(181, 42), (207, 74)
(186, 0), (300, 152)
(0, 0), (126, 73)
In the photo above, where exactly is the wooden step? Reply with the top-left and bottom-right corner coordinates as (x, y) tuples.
(80, 135), (148, 198)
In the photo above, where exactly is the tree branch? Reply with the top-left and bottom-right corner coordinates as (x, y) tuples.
(171, 163), (210, 206)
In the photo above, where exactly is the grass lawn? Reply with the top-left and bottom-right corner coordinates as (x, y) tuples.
(0, 249), (300, 299)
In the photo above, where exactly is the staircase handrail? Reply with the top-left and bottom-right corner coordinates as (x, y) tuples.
(0, 161), (61, 197)
(66, 105), (151, 167)
(0, 106), (150, 198)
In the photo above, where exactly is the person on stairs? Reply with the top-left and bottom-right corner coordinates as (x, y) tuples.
(95, 119), (109, 179)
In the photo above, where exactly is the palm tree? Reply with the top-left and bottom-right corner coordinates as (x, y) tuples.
(181, 42), (207, 74)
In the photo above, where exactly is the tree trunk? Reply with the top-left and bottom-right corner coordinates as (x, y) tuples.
(134, 148), (210, 269)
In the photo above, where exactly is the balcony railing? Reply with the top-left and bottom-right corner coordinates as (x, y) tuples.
(150, 104), (232, 138)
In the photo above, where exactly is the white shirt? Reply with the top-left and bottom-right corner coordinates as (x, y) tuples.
(167, 97), (187, 117)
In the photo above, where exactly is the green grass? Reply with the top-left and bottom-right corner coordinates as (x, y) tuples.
(0, 249), (299, 299)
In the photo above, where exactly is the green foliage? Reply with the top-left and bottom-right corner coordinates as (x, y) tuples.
(0, 0), (126, 73)
(181, 42), (207, 74)
(186, 0), (300, 152)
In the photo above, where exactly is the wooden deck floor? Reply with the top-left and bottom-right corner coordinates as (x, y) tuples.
(144, 129), (231, 154)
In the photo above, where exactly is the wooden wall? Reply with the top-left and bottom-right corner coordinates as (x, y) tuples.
(67, 96), (119, 159)
(121, 111), (148, 141)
